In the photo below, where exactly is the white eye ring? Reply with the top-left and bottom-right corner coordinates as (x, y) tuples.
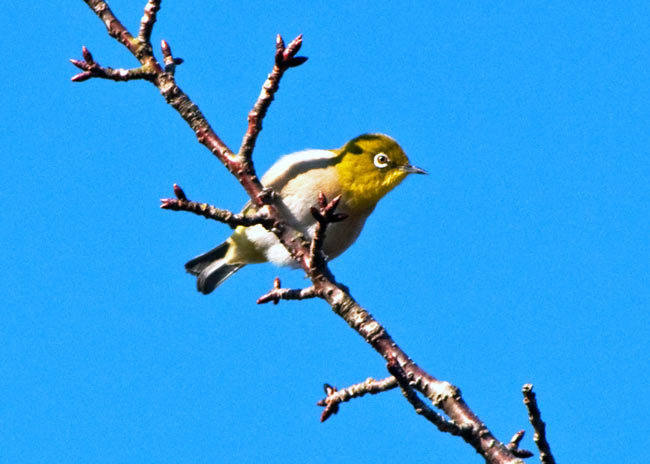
(373, 153), (390, 168)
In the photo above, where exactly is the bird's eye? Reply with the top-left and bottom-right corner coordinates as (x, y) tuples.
(373, 153), (390, 168)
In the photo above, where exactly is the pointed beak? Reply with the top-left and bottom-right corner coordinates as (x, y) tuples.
(400, 164), (428, 175)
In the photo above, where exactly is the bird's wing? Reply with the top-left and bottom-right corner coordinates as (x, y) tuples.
(261, 149), (339, 191)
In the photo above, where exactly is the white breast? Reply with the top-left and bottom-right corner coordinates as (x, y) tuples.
(245, 149), (371, 266)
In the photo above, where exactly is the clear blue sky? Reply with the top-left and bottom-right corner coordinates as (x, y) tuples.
(2, 1), (648, 463)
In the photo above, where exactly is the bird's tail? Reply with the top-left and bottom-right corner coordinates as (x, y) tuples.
(185, 242), (244, 294)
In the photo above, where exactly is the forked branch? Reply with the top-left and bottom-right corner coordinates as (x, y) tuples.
(72, 2), (550, 463)
(256, 278), (318, 305)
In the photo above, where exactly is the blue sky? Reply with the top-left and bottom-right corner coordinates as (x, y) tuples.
(2, 1), (648, 463)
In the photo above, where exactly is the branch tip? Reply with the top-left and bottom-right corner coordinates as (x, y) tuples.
(69, 47), (156, 82)
(82, 45), (94, 64)
(323, 383), (337, 395)
(71, 72), (91, 82)
(316, 377), (399, 422)
(161, 190), (275, 229)
(275, 33), (304, 67)
(160, 40), (183, 73)
(287, 56), (309, 68)
(311, 193), (345, 224)
(522, 384), (556, 464)
(506, 430), (533, 458)
(509, 430), (525, 448)
(173, 183), (187, 201)
(318, 383), (340, 422)
(256, 280), (318, 305)
(139, 0), (162, 43)
(284, 34), (303, 58)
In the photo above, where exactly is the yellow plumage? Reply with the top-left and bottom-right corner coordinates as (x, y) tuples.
(185, 133), (426, 294)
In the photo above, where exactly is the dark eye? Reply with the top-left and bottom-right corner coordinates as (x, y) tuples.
(373, 153), (390, 168)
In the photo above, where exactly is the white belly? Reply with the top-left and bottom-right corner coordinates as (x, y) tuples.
(244, 213), (369, 267)
(245, 148), (372, 267)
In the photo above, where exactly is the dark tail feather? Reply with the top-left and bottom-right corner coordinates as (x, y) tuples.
(185, 242), (244, 294)
(185, 242), (230, 276)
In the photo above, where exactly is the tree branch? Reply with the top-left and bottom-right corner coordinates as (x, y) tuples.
(160, 184), (276, 229)
(138, 0), (161, 44)
(308, 193), (348, 274)
(256, 278), (318, 305)
(506, 431), (535, 459)
(239, 34), (308, 160)
(316, 378), (398, 422)
(70, 46), (156, 82)
(74, 2), (532, 462)
(387, 357), (464, 436)
(522, 384), (556, 464)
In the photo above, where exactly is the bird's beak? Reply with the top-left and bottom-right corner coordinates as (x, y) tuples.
(400, 164), (428, 175)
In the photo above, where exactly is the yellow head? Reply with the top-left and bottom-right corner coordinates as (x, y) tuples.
(334, 133), (426, 212)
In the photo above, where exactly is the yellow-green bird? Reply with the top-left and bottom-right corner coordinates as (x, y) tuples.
(186, 133), (426, 294)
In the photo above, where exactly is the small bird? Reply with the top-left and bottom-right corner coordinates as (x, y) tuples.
(186, 133), (426, 294)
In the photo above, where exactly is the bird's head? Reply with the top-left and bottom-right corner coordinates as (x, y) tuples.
(334, 133), (426, 212)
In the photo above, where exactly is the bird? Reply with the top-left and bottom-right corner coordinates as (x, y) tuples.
(185, 133), (426, 294)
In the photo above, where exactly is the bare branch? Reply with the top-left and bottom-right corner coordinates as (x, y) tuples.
(314, 285), (524, 463)
(76, 1), (242, 192)
(82, 0), (153, 59)
(160, 40), (184, 74)
(160, 184), (275, 229)
(316, 377), (398, 422)
(138, 0), (161, 43)
(257, 192), (347, 305)
(308, 193), (347, 273)
(238, 34), (308, 159)
(70, 46), (155, 82)
(75, 1), (312, 268)
(522, 384), (556, 464)
(76, 3), (531, 462)
(506, 431), (535, 459)
(257, 278), (318, 305)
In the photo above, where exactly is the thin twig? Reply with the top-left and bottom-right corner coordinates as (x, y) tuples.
(138, 0), (161, 43)
(308, 193), (347, 273)
(75, 1), (311, 266)
(257, 192), (346, 304)
(77, 1), (239, 183)
(506, 431), (535, 459)
(160, 184), (275, 229)
(82, 0), (155, 59)
(256, 278), (318, 304)
(160, 40), (184, 74)
(522, 384), (556, 464)
(70, 46), (156, 82)
(238, 35), (308, 159)
(316, 377), (398, 422)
